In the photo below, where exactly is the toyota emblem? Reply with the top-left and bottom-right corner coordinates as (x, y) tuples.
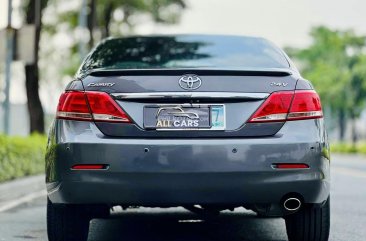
(178, 75), (202, 90)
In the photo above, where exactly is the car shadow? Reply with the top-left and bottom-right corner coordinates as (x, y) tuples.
(88, 207), (288, 241)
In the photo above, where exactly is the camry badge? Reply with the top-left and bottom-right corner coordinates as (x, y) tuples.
(88, 82), (115, 87)
(178, 75), (202, 90)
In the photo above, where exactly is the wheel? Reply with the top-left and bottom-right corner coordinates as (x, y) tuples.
(47, 198), (90, 241)
(285, 196), (330, 241)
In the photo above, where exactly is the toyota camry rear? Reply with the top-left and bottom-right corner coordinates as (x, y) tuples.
(46, 35), (330, 241)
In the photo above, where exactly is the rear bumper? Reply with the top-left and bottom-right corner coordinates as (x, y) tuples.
(46, 119), (330, 206)
(47, 171), (329, 206)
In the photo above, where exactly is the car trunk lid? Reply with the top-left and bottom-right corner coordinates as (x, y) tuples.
(80, 68), (298, 137)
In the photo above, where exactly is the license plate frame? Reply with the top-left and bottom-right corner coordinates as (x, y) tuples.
(143, 104), (226, 131)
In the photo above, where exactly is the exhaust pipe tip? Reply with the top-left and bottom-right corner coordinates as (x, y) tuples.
(283, 197), (301, 211)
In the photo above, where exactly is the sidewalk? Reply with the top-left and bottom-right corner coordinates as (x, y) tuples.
(0, 174), (46, 212)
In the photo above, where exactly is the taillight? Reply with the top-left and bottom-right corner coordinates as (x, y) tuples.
(86, 92), (130, 122)
(248, 91), (293, 122)
(57, 92), (92, 120)
(56, 91), (131, 123)
(248, 90), (322, 123)
(287, 90), (323, 120)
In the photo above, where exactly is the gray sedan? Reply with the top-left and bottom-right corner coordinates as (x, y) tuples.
(46, 34), (330, 241)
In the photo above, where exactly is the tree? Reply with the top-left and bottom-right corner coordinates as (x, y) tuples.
(287, 26), (366, 143)
(24, 0), (48, 134)
(22, 0), (187, 134)
(45, 0), (187, 76)
(84, 0), (186, 45)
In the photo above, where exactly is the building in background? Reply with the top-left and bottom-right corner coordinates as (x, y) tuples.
(0, 103), (29, 136)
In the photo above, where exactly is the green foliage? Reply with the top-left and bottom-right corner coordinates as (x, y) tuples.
(43, 0), (187, 78)
(0, 134), (47, 182)
(331, 142), (366, 154)
(149, 0), (186, 23)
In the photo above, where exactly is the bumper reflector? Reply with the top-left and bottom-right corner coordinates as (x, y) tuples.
(71, 164), (108, 170)
(273, 163), (309, 169)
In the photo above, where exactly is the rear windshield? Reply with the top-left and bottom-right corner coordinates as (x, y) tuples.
(79, 35), (290, 74)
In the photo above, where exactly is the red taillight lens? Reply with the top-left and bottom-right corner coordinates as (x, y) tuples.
(248, 91), (294, 122)
(57, 92), (92, 120)
(56, 91), (130, 123)
(287, 90), (323, 120)
(86, 92), (130, 122)
(248, 90), (323, 123)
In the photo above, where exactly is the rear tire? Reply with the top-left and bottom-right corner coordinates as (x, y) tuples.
(47, 198), (90, 241)
(285, 197), (330, 241)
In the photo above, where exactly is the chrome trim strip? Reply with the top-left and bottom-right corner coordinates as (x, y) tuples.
(111, 92), (269, 100)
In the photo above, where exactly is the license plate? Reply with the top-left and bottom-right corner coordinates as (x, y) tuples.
(144, 105), (225, 130)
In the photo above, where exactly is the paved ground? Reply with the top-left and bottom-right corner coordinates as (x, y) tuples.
(0, 154), (365, 241)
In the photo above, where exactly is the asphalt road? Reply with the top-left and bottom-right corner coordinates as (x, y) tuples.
(0, 154), (365, 241)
